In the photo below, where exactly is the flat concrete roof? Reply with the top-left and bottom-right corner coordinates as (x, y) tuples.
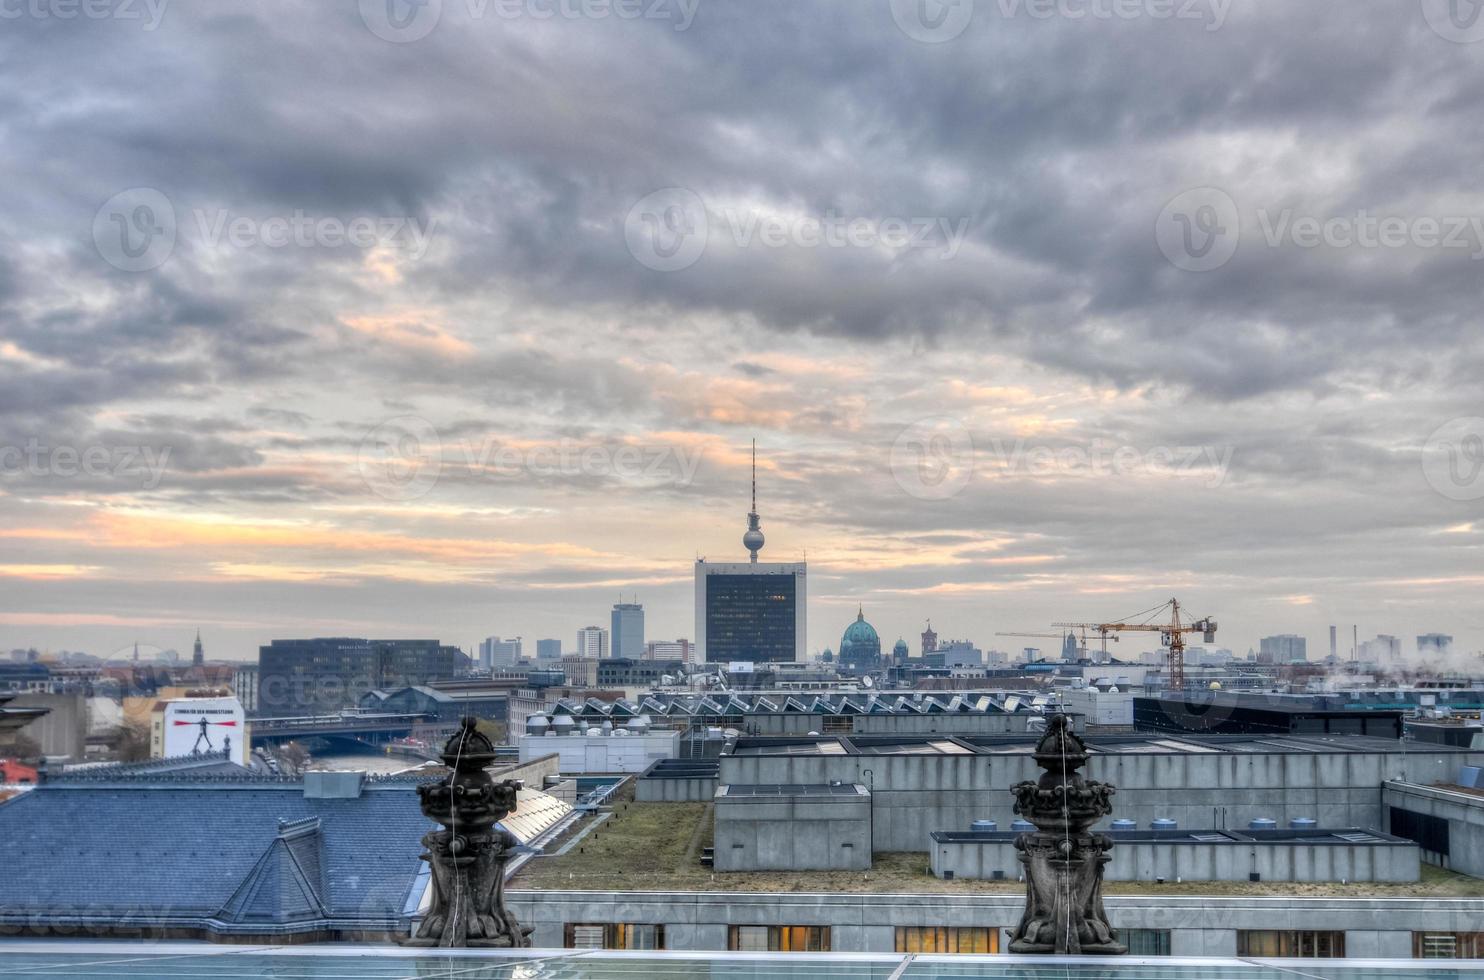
(638, 759), (720, 779)
(727, 732), (1478, 757)
(718, 783), (868, 799)
(514, 801), (1484, 898)
(931, 827), (1415, 846)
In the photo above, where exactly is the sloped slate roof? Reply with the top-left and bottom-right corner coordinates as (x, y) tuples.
(54, 750), (253, 781)
(0, 782), (432, 928)
(219, 817), (328, 924)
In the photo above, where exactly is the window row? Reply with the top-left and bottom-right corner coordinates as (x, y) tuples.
(563, 924), (1484, 959)
(563, 924), (1170, 954)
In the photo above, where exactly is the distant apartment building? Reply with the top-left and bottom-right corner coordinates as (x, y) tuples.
(536, 638), (562, 660)
(1360, 635), (1402, 662)
(561, 656), (598, 687)
(255, 638), (465, 716)
(575, 627), (609, 659)
(1189, 646), (1234, 667)
(596, 658), (685, 687)
(935, 639), (983, 668)
(610, 602), (644, 659)
(150, 695), (249, 765)
(644, 639), (693, 664)
(232, 663), (259, 713)
(1258, 634), (1307, 664)
(1418, 633), (1454, 656)
(478, 636), (522, 670)
(0, 663), (56, 694)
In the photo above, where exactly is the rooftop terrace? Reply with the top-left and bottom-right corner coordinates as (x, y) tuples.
(511, 801), (1484, 898)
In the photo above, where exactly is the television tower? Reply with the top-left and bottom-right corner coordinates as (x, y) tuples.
(743, 439), (765, 563)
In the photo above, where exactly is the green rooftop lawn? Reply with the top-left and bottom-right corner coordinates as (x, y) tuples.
(513, 801), (1484, 898)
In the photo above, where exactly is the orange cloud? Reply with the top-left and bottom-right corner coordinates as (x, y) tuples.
(341, 313), (472, 357)
(0, 564), (99, 579)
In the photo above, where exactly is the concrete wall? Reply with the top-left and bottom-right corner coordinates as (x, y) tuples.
(519, 731), (679, 774)
(636, 775), (718, 802)
(1061, 690), (1133, 727)
(931, 838), (1419, 883)
(714, 789), (870, 872)
(11, 693), (87, 760)
(719, 746), (1484, 853)
(493, 752), (560, 789)
(507, 888), (1480, 958)
(1383, 780), (1484, 878)
(850, 713), (1038, 735)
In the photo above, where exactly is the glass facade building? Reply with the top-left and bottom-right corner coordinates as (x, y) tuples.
(695, 561), (806, 664)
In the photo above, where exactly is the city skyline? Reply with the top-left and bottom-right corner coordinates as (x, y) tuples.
(4, 3), (1484, 663)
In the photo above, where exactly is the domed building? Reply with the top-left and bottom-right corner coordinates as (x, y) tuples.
(892, 638), (910, 665)
(838, 607), (882, 673)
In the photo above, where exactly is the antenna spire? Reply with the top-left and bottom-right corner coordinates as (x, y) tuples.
(742, 438), (765, 563)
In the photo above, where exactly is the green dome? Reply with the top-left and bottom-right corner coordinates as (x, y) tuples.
(839, 607), (882, 669)
(893, 638), (909, 656)
(841, 611), (879, 646)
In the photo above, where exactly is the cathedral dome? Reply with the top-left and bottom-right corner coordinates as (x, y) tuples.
(838, 608), (882, 669)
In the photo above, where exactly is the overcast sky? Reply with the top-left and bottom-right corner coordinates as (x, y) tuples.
(1, 0), (1482, 665)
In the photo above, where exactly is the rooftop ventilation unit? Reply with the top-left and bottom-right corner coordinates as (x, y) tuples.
(1249, 817), (1277, 831)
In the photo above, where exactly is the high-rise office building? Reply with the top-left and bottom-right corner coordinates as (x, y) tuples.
(937, 638), (983, 667)
(695, 443), (806, 664)
(1359, 635), (1401, 662)
(536, 638), (562, 660)
(611, 602), (644, 659)
(576, 626), (609, 659)
(1258, 634), (1307, 664)
(1417, 633), (1454, 656)
(478, 636), (522, 669)
(256, 638), (462, 715)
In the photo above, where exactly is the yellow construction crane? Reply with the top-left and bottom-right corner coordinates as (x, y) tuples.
(1052, 597), (1216, 692)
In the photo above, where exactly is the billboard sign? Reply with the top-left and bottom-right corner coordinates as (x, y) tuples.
(161, 696), (247, 765)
